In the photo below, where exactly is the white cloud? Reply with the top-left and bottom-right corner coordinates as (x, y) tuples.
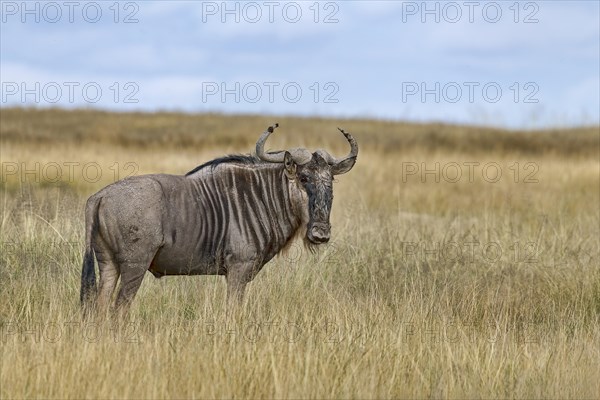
(1, 1), (598, 128)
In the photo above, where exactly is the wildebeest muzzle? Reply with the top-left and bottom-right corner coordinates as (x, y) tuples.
(308, 222), (331, 244)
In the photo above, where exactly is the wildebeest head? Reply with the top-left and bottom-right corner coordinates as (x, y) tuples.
(256, 124), (358, 245)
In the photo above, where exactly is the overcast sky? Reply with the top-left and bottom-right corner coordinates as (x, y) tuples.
(1, 1), (598, 128)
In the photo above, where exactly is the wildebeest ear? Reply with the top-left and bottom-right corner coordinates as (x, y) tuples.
(284, 151), (297, 178)
(331, 156), (356, 176)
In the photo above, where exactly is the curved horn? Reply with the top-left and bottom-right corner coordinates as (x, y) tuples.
(319, 127), (359, 165)
(256, 123), (285, 163)
(337, 127), (358, 162)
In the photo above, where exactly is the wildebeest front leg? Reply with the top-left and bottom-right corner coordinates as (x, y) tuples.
(225, 259), (261, 305)
(226, 268), (249, 304)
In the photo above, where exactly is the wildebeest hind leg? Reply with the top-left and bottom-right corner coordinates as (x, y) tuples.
(96, 255), (119, 318)
(113, 256), (154, 317)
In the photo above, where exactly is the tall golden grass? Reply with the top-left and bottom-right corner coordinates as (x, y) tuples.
(1, 108), (599, 398)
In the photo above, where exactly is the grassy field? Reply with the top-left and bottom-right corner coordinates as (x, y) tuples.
(1, 107), (599, 398)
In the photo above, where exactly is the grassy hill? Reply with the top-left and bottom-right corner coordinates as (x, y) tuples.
(2, 107), (598, 156)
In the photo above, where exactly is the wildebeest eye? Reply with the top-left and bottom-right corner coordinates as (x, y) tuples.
(299, 176), (308, 184)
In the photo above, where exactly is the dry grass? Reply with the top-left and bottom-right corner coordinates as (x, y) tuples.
(1, 108), (599, 398)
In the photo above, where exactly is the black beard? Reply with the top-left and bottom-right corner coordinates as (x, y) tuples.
(303, 236), (320, 253)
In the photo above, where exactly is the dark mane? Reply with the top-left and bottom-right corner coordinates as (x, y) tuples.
(185, 154), (264, 176)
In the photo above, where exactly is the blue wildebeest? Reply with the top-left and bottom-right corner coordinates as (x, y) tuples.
(80, 124), (358, 314)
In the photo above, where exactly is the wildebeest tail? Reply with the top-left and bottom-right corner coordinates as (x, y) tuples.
(80, 196), (100, 308)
